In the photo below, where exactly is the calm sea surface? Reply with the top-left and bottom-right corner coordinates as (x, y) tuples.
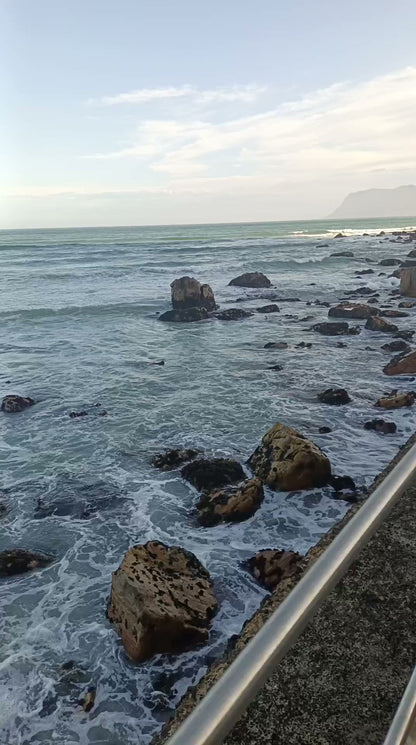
(1, 217), (416, 744)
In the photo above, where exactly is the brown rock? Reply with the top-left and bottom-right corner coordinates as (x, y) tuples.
(228, 272), (271, 288)
(1, 395), (35, 413)
(328, 303), (379, 319)
(171, 276), (216, 311)
(197, 478), (264, 526)
(246, 549), (302, 590)
(107, 541), (217, 662)
(380, 309), (409, 318)
(312, 322), (360, 336)
(383, 350), (416, 376)
(375, 392), (415, 409)
(365, 316), (398, 333)
(400, 267), (416, 297)
(248, 422), (331, 491)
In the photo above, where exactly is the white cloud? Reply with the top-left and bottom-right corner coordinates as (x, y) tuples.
(93, 83), (266, 106)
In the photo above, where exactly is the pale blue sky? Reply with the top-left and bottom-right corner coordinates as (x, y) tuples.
(1, 0), (416, 227)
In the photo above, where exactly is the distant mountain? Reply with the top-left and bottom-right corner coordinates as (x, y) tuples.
(330, 185), (416, 219)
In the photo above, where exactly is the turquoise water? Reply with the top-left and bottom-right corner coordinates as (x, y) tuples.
(1, 217), (416, 744)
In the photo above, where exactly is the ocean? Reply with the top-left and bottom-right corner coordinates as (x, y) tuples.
(1, 217), (416, 744)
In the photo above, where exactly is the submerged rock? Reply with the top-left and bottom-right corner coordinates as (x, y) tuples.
(69, 410), (88, 418)
(159, 307), (209, 323)
(268, 364), (283, 371)
(228, 272), (271, 288)
(380, 309), (409, 318)
(246, 549), (302, 590)
(364, 419), (397, 434)
(151, 448), (201, 471)
(311, 322), (360, 336)
(0, 549), (53, 577)
(197, 478), (264, 526)
(171, 276), (216, 312)
(379, 258), (402, 266)
(248, 422), (331, 491)
(330, 250), (353, 257)
(213, 308), (253, 321)
(381, 340), (411, 354)
(318, 388), (351, 405)
(328, 302), (378, 319)
(383, 350), (416, 376)
(181, 458), (245, 492)
(318, 426), (332, 434)
(375, 392), (415, 409)
(107, 541), (217, 661)
(399, 301), (416, 308)
(264, 341), (288, 349)
(256, 304), (280, 314)
(1, 395), (35, 413)
(365, 316), (398, 333)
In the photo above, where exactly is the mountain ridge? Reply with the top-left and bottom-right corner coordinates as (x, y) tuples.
(330, 185), (416, 219)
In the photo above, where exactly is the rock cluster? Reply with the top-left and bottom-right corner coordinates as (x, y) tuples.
(246, 549), (302, 590)
(197, 478), (264, 526)
(159, 276), (216, 322)
(107, 541), (217, 661)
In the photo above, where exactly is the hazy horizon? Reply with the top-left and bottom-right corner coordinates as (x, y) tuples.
(2, 0), (416, 229)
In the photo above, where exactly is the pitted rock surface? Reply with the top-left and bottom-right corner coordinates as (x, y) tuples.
(107, 541), (217, 662)
(246, 549), (302, 590)
(375, 392), (415, 409)
(248, 422), (331, 491)
(197, 478), (264, 526)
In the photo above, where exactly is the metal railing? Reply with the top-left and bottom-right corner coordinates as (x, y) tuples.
(166, 441), (416, 745)
(383, 666), (416, 745)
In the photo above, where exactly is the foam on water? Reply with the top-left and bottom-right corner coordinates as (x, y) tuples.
(1, 218), (416, 744)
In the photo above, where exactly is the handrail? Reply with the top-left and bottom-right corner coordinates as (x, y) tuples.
(165, 441), (416, 745)
(383, 666), (416, 745)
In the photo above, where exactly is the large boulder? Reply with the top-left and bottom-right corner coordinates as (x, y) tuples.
(246, 549), (302, 590)
(228, 272), (271, 288)
(0, 549), (53, 577)
(151, 448), (201, 471)
(328, 303), (378, 319)
(318, 388), (351, 405)
(159, 307), (208, 323)
(383, 350), (416, 376)
(1, 395), (35, 413)
(171, 276), (216, 311)
(107, 541), (217, 662)
(365, 316), (398, 333)
(375, 392), (415, 409)
(400, 267), (416, 297)
(197, 478), (264, 526)
(181, 458), (245, 491)
(248, 422), (331, 491)
(311, 322), (360, 336)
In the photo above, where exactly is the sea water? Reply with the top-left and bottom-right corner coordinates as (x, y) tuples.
(1, 217), (416, 744)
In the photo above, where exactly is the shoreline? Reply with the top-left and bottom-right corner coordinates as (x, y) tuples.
(153, 429), (416, 744)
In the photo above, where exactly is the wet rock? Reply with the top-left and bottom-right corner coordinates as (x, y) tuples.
(394, 330), (414, 341)
(159, 307), (209, 323)
(380, 309), (409, 318)
(383, 351), (416, 376)
(355, 269), (374, 275)
(316, 243), (329, 247)
(151, 449), (201, 471)
(107, 541), (217, 661)
(318, 426), (332, 434)
(336, 341), (347, 348)
(150, 360), (165, 366)
(0, 503), (8, 517)
(81, 687), (96, 713)
(228, 272), (271, 288)
(365, 316), (398, 333)
(171, 276), (216, 312)
(400, 267), (416, 297)
(311, 322), (360, 336)
(268, 364), (283, 371)
(375, 392), (415, 409)
(248, 422), (331, 491)
(1, 395), (35, 413)
(213, 308), (253, 321)
(381, 340), (411, 354)
(0, 549), (53, 577)
(328, 302), (379, 319)
(295, 342), (312, 349)
(407, 249), (416, 258)
(364, 419), (397, 434)
(246, 549), (302, 591)
(333, 233), (347, 239)
(256, 304), (280, 314)
(329, 475), (357, 496)
(69, 411), (88, 418)
(367, 298), (379, 304)
(330, 250), (353, 257)
(264, 341), (288, 349)
(379, 258), (402, 266)
(399, 301), (416, 308)
(181, 458), (245, 492)
(197, 478), (264, 526)
(318, 388), (351, 405)
(345, 287), (377, 296)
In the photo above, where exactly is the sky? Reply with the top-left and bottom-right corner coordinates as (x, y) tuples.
(1, 0), (416, 228)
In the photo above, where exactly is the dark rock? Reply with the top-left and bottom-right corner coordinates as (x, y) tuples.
(152, 449), (201, 471)
(228, 272), (271, 288)
(328, 302), (379, 319)
(107, 541), (217, 661)
(355, 269), (374, 275)
(318, 426), (332, 434)
(345, 287), (377, 296)
(1, 395), (35, 413)
(379, 258), (402, 266)
(407, 249), (416, 258)
(329, 475), (357, 493)
(333, 233), (346, 239)
(381, 340), (411, 354)
(383, 351), (416, 376)
(256, 304), (280, 314)
(248, 422), (331, 491)
(365, 316), (398, 333)
(0, 549), (53, 577)
(197, 478), (264, 526)
(367, 298), (379, 304)
(214, 308), (253, 321)
(380, 309), (409, 318)
(150, 360), (165, 366)
(264, 342), (288, 349)
(171, 276), (216, 312)
(246, 549), (302, 591)
(316, 243), (329, 247)
(295, 342), (312, 349)
(268, 365), (283, 371)
(364, 419), (397, 434)
(394, 330), (414, 341)
(318, 388), (351, 405)
(312, 322), (360, 336)
(181, 458), (245, 492)
(159, 307), (209, 323)
(69, 411), (88, 418)
(335, 342), (347, 348)
(399, 301), (416, 308)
